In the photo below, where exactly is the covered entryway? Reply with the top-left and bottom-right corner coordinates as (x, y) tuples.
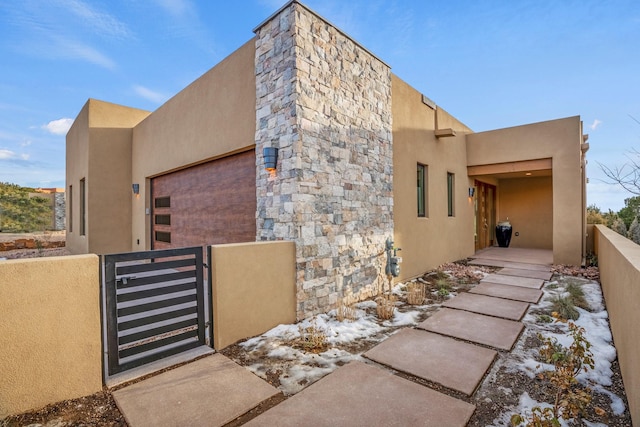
(151, 149), (256, 250)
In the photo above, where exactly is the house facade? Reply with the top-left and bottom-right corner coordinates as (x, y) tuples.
(66, 1), (588, 319)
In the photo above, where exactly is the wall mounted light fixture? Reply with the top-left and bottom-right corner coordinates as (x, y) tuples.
(468, 187), (475, 198)
(263, 147), (279, 171)
(132, 183), (140, 195)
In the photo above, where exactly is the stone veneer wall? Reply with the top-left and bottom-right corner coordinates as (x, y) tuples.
(54, 193), (66, 230)
(255, 2), (393, 319)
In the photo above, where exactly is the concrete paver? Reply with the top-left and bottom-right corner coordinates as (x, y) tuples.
(473, 247), (552, 265)
(417, 308), (524, 351)
(481, 273), (545, 289)
(112, 354), (279, 427)
(498, 267), (552, 281)
(364, 328), (496, 396)
(470, 282), (542, 303)
(442, 292), (529, 321)
(245, 361), (476, 427)
(470, 258), (551, 271)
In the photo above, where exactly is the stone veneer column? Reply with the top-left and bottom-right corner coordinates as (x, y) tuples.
(255, 2), (393, 320)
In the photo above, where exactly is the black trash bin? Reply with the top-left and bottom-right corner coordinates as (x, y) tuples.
(495, 221), (512, 248)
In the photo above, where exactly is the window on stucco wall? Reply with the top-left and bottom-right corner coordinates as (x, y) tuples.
(417, 164), (428, 217)
(447, 172), (455, 217)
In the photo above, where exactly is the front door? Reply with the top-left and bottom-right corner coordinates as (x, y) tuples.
(475, 180), (496, 251)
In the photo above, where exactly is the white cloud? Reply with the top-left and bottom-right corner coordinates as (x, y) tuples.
(62, 38), (117, 69)
(43, 118), (74, 135)
(0, 149), (17, 159)
(20, 153), (30, 160)
(155, 0), (195, 18)
(56, 0), (131, 39)
(133, 85), (169, 104)
(590, 119), (602, 130)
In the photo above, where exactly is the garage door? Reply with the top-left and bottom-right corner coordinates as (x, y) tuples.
(151, 150), (256, 249)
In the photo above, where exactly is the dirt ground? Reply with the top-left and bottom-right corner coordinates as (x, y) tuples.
(0, 244), (632, 426)
(0, 231), (69, 260)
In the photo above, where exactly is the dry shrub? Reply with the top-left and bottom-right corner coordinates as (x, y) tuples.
(297, 320), (328, 352)
(376, 294), (396, 320)
(406, 281), (425, 305)
(336, 298), (357, 322)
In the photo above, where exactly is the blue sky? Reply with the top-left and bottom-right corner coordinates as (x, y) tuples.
(0, 0), (638, 211)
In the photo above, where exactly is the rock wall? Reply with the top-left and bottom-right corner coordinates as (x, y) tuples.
(54, 193), (66, 231)
(255, 2), (393, 319)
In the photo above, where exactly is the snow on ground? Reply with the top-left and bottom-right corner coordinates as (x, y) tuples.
(233, 266), (625, 424)
(493, 274), (626, 424)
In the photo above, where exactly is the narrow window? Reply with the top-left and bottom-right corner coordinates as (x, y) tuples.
(155, 231), (171, 243)
(417, 164), (427, 217)
(154, 197), (170, 208)
(68, 185), (73, 233)
(155, 214), (171, 225)
(447, 172), (455, 217)
(79, 178), (86, 235)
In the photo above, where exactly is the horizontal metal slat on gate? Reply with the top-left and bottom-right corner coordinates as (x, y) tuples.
(116, 281), (196, 303)
(116, 270), (196, 289)
(118, 306), (198, 331)
(117, 340), (202, 373)
(119, 329), (198, 359)
(116, 257), (196, 275)
(118, 318), (198, 345)
(117, 294), (196, 317)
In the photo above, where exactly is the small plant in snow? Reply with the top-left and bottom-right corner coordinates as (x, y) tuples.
(437, 287), (450, 298)
(550, 296), (580, 321)
(336, 298), (357, 322)
(565, 283), (589, 310)
(297, 319), (328, 352)
(376, 294), (396, 320)
(511, 315), (595, 426)
(406, 281), (425, 305)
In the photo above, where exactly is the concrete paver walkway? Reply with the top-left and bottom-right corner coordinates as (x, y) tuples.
(244, 361), (476, 427)
(112, 354), (279, 427)
(497, 267), (553, 281)
(481, 273), (545, 289)
(470, 282), (543, 303)
(364, 328), (496, 395)
(417, 307), (524, 351)
(443, 292), (530, 321)
(113, 247), (553, 426)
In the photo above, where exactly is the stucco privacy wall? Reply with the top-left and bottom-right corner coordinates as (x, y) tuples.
(210, 241), (296, 349)
(467, 116), (584, 265)
(593, 225), (640, 425)
(391, 75), (475, 280)
(254, 1), (393, 319)
(66, 99), (150, 255)
(131, 39), (256, 250)
(0, 255), (102, 418)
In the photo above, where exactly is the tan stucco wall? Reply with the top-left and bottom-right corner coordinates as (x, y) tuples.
(467, 116), (584, 265)
(392, 75), (475, 280)
(131, 39), (257, 250)
(66, 101), (90, 254)
(87, 128), (133, 254)
(593, 225), (640, 425)
(498, 177), (553, 249)
(0, 255), (102, 417)
(210, 241), (296, 349)
(66, 99), (150, 255)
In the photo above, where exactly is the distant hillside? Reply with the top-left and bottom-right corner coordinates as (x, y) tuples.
(0, 182), (52, 232)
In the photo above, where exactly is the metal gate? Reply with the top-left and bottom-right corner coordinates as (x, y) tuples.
(102, 246), (210, 376)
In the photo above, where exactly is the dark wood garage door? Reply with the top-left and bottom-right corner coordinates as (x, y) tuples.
(151, 150), (256, 249)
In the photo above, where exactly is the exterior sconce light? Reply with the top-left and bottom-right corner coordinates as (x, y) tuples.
(132, 183), (140, 195)
(468, 187), (475, 198)
(263, 147), (279, 172)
